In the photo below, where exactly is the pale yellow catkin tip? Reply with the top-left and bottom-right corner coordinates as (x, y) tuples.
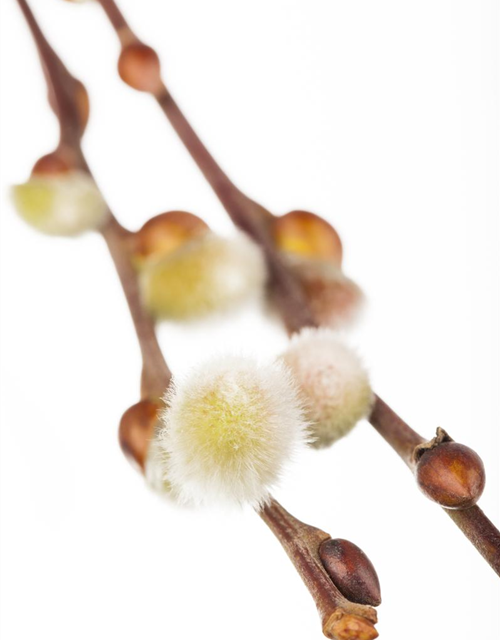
(280, 328), (373, 448)
(158, 355), (310, 507)
(140, 232), (266, 320)
(11, 172), (108, 237)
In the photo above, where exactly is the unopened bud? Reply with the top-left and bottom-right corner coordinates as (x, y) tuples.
(47, 79), (90, 137)
(415, 435), (485, 510)
(118, 43), (162, 93)
(319, 538), (381, 607)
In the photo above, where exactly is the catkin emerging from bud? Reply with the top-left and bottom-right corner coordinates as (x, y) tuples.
(280, 328), (373, 448)
(140, 232), (266, 320)
(11, 171), (108, 236)
(158, 356), (309, 507)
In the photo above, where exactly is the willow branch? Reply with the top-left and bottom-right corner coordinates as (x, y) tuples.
(94, 0), (500, 576)
(14, 3), (380, 638)
(16, 0), (170, 400)
(261, 499), (378, 640)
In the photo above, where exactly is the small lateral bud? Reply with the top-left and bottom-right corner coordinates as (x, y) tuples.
(319, 539), (381, 607)
(134, 211), (209, 267)
(118, 400), (160, 472)
(118, 43), (162, 93)
(274, 210), (343, 266)
(47, 79), (90, 137)
(415, 440), (485, 510)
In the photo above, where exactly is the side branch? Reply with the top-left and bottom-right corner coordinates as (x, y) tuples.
(15, 0), (170, 399)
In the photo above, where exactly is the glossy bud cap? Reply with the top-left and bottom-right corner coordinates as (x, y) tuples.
(415, 433), (485, 509)
(319, 538), (381, 607)
(119, 400), (160, 472)
(31, 150), (74, 177)
(274, 210), (343, 266)
(118, 43), (162, 93)
(134, 211), (209, 266)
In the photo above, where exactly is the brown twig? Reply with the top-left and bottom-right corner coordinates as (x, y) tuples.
(15, 0), (170, 400)
(14, 2), (379, 638)
(261, 499), (378, 640)
(94, 0), (500, 577)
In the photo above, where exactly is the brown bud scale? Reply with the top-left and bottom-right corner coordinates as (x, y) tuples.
(134, 211), (209, 265)
(31, 150), (74, 177)
(274, 210), (343, 266)
(319, 539), (381, 607)
(416, 441), (485, 509)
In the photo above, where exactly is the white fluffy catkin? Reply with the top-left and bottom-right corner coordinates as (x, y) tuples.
(11, 172), (108, 236)
(280, 328), (373, 448)
(158, 355), (309, 507)
(140, 232), (267, 320)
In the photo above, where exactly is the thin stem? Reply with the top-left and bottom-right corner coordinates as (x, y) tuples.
(447, 507), (500, 575)
(15, 0), (170, 399)
(94, 0), (500, 576)
(100, 216), (171, 398)
(17, 0), (82, 147)
(97, 0), (316, 333)
(369, 395), (425, 469)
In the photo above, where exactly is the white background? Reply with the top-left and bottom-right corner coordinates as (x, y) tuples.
(0, 1), (499, 638)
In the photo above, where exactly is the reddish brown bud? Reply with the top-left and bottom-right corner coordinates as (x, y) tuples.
(416, 441), (485, 509)
(274, 210), (343, 266)
(134, 211), (209, 266)
(118, 43), (162, 93)
(319, 539), (381, 607)
(118, 400), (161, 472)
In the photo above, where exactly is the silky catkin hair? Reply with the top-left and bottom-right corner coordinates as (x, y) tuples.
(158, 355), (310, 507)
(280, 328), (373, 448)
